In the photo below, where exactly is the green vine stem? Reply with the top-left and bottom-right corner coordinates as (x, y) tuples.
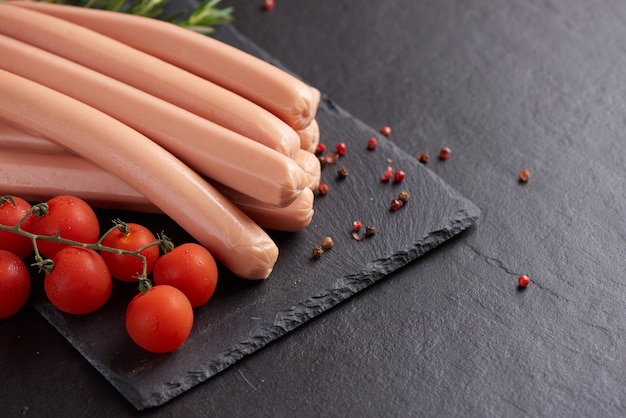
(0, 200), (170, 284)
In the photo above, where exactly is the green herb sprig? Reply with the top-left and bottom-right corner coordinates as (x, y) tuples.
(38, 0), (234, 34)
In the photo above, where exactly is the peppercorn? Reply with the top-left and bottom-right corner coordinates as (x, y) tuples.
(337, 166), (349, 179)
(336, 142), (347, 156)
(322, 236), (334, 250)
(315, 143), (326, 155)
(311, 245), (324, 259)
(439, 146), (451, 160)
(351, 231), (364, 241)
(393, 170), (406, 182)
(317, 183), (329, 196)
(262, 0), (275, 11)
(380, 126), (392, 137)
(352, 220), (363, 232)
(518, 274), (530, 287)
(365, 225), (377, 237)
(519, 169), (530, 183)
(325, 152), (339, 165)
(380, 166), (393, 182)
(367, 137), (378, 150)
(390, 199), (403, 212)
(397, 190), (410, 204)
(417, 152), (430, 164)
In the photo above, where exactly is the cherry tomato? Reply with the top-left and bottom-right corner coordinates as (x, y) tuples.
(100, 223), (160, 282)
(0, 250), (31, 319)
(0, 196), (35, 259)
(44, 246), (112, 315)
(125, 285), (193, 353)
(25, 195), (100, 258)
(152, 243), (218, 308)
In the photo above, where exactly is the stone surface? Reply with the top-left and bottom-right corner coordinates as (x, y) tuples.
(7, 1), (625, 416)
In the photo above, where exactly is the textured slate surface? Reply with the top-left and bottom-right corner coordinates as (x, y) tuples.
(9, 0), (625, 416)
(24, 25), (479, 409)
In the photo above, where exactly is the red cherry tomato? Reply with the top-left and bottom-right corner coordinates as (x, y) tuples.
(0, 196), (35, 259)
(0, 250), (31, 319)
(44, 246), (112, 315)
(152, 243), (218, 308)
(100, 223), (160, 282)
(25, 195), (100, 258)
(125, 285), (194, 353)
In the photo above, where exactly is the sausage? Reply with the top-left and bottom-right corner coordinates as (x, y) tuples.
(296, 119), (321, 153)
(7, 0), (321, 131)
(0, 33), (308, 207)
(0, 148), (159, 214)
(0, 68), (278, 280)
(0, 119), (67, 154)
(0, 146), (314, 232)
(217, 184), (315, 232)
(0, 3), (301, 158)
(295, 149), (322, 190)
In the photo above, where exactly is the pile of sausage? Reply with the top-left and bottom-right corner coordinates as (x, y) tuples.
(0, 1), (322, 280)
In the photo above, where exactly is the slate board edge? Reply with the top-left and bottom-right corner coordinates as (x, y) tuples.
(135, 204), (480, 409)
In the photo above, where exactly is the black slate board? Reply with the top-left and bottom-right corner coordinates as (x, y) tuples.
(27, 24), (480, 410)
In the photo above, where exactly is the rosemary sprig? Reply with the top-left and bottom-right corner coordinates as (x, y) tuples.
(37, 0), (234, 34)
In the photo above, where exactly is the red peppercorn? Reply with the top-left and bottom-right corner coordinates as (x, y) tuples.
(262, 0), (275, 11)
(380, 126), (392, 137)
(417, 152), (430, 164)
(315, 143), (326, 155)
(393, 170), (406, 182)
(390, 199), (403, 212)
(380, 166), (393, 182)
(336, 142), (347, 156)
(324, 152), (339, 165)
(317, 183), (329, 195)
(519, 169), (531, 183)
(367, 137), (378, 150)
(518, 274), (530, 287)
(439, 146), (451, 160)
(352, 220), (363, 232)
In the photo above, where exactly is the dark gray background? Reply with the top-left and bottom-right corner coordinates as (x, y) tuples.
(3, 0), (626, 416)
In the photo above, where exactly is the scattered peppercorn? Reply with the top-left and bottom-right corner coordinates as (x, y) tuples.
(397, 190), (411, 204)
(325, 152), (339, 165)
(352, 224), (377, 240)
(439, 146), (451, 160)
(380, 166), (393, 182)
(351, 231), (364, 241)
(336, 142), (347, 156)
(262, 0), (275, 11)
(315, 143), (326, 155)
(393, 170), (406, 182)
(390, 199), (404, 212)
(322, 236), (334, 250)
(518, 274), (530, 287)
(317, 183), (329, 195)
(380, 126), (392, 137)
(311, 245), (324, 259)
(367, 137), (378, 150)
(519, 169), (531, 183)
(352, 220), (363, 232)
(337, 166), (349, 179)
(365, 225), (377, 237)
(417, 152), (430, 164)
